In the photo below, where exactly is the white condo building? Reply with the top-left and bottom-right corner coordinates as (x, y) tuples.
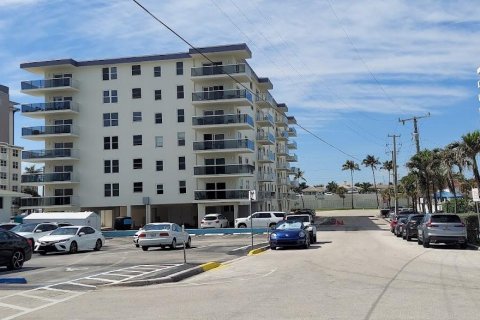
(19, 43), (299, 228)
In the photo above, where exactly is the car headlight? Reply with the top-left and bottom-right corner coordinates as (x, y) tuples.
(56, 239), (69, 243)
(299, 231), (306, 238)
(270, 233), (277, 239)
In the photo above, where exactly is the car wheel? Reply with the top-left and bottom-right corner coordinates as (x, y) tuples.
(135, 244), (140, 248)
(7, 250), (25, 270)
(417, 237), (422, 245)
(238, 224), (247, 228)
(406, 231), (411, 241)
(69, 241), (78, 254)
(94, 239), (102, 251)
(313, 235), (317, 243)
(423, 237), (430, 248)
(270, 245), (276, 250)
(171, 238), (177, 250)
(39, 251), (47, 256)
(303, 238), (310, 249)
(459, 242), (467, 250)
(142, 246), (149, 251)
(186, 237), (191, 248)
(160, 245), (165, 249)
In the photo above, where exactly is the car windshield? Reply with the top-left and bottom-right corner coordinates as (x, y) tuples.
(399, 218), (408, 223)
(10, 223), (37, 233)
(144, 224), (171, 231)
(276, 221), (303, 230)
(431, 215), (461, 223)
(286, 216), (310, 223)
(50, 227), (79, 235)
(410, 216), (423, 222)
(204, 216), (218, 221)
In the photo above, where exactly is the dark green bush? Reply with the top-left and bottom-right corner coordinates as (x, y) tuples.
(444, 199), (475, 213)
(459, 213), (480, 245)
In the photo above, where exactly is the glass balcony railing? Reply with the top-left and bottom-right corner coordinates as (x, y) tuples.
(194, 189), (250, 200)
(21, 101), (79, 113)
(21, 78), (78, 90)
(192, 114), (254, 127)
(257, 191), (275, 200)
(255, 112), (274, 124)
(287, 154), (298, 162)
(276, 130), (289, 140)
(277, 147), (288, 155)
(255, 92), (276, 107)
(193, 139), (254, 151)
(277, 162), (291, 170)
(257, 151), (275, 162)
(276, 115), (288, 126)
(22, 125), (78, 136)
(256, 132), (275, 144)
(192, 89), (253, 103)
(22, 148), (79, 160)
(194, 164), (255, 175)
(191, 63), (251, 77)
(287, 141), (297, 149)
(257, 173), (275, 181)
(20, 196), (77, 207)
(288, 127), (297, 137)
(21, 172), (74, 183)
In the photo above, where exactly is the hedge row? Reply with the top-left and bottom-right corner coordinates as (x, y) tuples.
(458, 213), (480, 245)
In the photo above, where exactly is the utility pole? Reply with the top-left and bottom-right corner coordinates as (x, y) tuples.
(388, 135), (400, 214)
(399, 113), (430, 154)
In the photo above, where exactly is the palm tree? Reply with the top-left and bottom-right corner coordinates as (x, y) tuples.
(342, 160), (360, 209)
(292, 170), (307, 194)
(337, 186), (347, 208)
(356, 182), (373, 194)
(407, 150), (435, 213)
(381, 160), (393, 207)
(24, 164), (42, 174)
(461, 131), (480, 189)
(362, 155), (380, 208)
(440, 145), (460, 213)
(326, 181), (338, 193)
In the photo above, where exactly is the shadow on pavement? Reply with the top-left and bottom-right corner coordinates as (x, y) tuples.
(315, 216), (387, 231)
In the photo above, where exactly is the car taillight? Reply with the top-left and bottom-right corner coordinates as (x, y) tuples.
(139, 233), (146, 238)
(215, 220), (219, 223)
(426, 221), (438, 228)
(159, 232), (169, 237)
(201, 220), (205, 223)
(27, 239), (33, 247)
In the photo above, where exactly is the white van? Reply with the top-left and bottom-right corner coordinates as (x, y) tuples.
(234, 211), (286, 228)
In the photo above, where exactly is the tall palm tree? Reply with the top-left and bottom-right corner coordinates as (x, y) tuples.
(461, 131), (480, 189)
(342, 160), (360, 209)
(407, 150), (434, 213)
(381, 160), (393, 207)
(362, 155), (380, 208)
(326, 181), (338, 193)
(440, 145), (459, 213)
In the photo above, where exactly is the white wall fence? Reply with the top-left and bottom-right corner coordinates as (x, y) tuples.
(291, 194), (411, 210)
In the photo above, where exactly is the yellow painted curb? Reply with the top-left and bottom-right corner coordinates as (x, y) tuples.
(248, 247), (268, 256)
(200, 261), (221, 272)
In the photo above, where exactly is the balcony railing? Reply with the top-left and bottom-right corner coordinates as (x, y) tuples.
(255, 92), (276, 107)
(20, 196), (77, 208)
(287, 154), (298, 162)
(194, 164), (255, 176)
(22, 148), (79, 160)
(193, 139), (254, 151)
(276, 130), (289, 140)
(256, 132), (275, 144)
(258, 191), (275, 200)
(257, 173), (275, 181)
(255, 112), (274, 126)
(257, 151), (275, 162)
(21, 101), (79, 114)
(21, 78), (78, 90)
(22, 125), (78, 137)
(192, 89), (253, 103)
(194, 189), (250, 201)
(277, 162), (291, 170)
(21, 172), (75, 184)
(277, 147), (288, 155)
(288, 127), (297, 137)
(275, 115), (288, 126)
(277, 178), (288, 185)
(287, 141), (297, 149)
(191, 63), (251, 77)
(192, 114), (254, 127)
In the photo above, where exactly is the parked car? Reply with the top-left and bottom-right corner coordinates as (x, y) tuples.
(0, 229), (32, 270)
(292, 209), (316, 219)
(235, 211), (285, 228)
(417, 214), (467, 248)
(0, 223), (19, 231)
(11, 222), (59, 248)
(285, 214), (317, 243)
(394, 216), (409, 237)
(200, 214), (229, 228)
(269, 220), (310, 250)
(389, 213), (412, 233)
(35, 226), (105, 254)
(137, 223), (191, 251)
(133, 228), (142, 247)
(402, 214), (424, 240)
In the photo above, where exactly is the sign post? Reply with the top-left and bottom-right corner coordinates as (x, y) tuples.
(249, 190), (256, 250)
(472, 188), (480, 240)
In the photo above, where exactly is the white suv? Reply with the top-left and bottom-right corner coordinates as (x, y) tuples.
(235, 211), (285, 229)
(285, 214), (317, 243)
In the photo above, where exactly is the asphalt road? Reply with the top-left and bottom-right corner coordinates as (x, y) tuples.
(3, 212), (480, 320)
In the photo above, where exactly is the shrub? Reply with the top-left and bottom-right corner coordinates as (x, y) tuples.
(458, 213), (480, 245)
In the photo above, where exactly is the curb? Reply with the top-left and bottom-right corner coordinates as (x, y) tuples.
(0, 278), (27, 284)
(113, 261), (222, 287)
(467, 243), (479, 250)
(248, 245), (269, 256)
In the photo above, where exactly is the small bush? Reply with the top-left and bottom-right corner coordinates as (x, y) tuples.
(458, 213), (480, 245)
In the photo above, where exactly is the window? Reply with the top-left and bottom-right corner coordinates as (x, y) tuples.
(133, 135), (142, 146)
(12, 186), (18, 192)
(154, 66), (161, 77)
(178, 156), (185, 170)
(132, 65), (141, 76)
(133, 182), (143, 193)
(156, 160), (163, 171)
(176, 61), (183, 75)
(177, 85), (184, 99)
(12, 149), (19, 157)
(154, 89), (162, 100)
(0, 185), (6, 190)
(133, 112), (142, 122)
(0, 172), (6, 179)
(104, 160), (119, 173)
(104, 136), (119, 150)
(155, 136), (163, 148)
(132, 88), (141, 99)
(177, 109), (185, 122)
(12, 173), (18, 181)
(179, 180), (186, 194)
(103, 113), (118, 127)
(177, 132), (185, 146)
(0, 147), (6, 154)
(133, 158), (143, 169)
(103, 90), (118, 103)
(105, 183), (119, 197)
(156, 184), (164, 194)
(12, 162), (18, 169)
(155, 113), (163, 124)
(102, 67), (117, 80)
(0, 160), (6, 167)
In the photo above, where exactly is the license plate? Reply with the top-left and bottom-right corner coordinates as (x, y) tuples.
(147, 233), (156, 238)
(207, 222), (211, 225)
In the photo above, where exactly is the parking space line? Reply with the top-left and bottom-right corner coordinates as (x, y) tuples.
(0, 302), (29, 312)
(84, 277), (117, 283)
(61, 281), (96, 288)
(16, 293), (58, 303)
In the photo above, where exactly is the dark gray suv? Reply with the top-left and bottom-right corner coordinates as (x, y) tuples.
(417, 214), (467, 249)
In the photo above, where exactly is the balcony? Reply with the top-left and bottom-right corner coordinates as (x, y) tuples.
(255, 112), (274, 127)
(289, 166), (300, 175)
(22, 125), (79, 140)
(256, 132), (275, 145)
(192, 114), (254, 130)
(192, 89), (253, 106)
(287, 141), (297, 149)
(257, 151), (275, 163)
(257, 173), (275, 182)
(20, 196), (78, 210)
(276, 130), (289, 141)
(277, 177), (288, 186)
(288, 127), (297, 137)
(21, 78), (79, 96)
(194, 189), (250, 201)
(258, 191), (275, 200)
(275, 115), (288, 127)
(21, 101), (79, 118)
(277, 162), (291, 171)
(193, 139), (254, 154)
(22, 149), (80, 162)
(194, 164), (255, 178)
(277, 147), (288, 156)
(191, 63), (252, 82)
(21, 172), (79, 186)
(287, 154), (298, 162)
(255, 92), (276, 108)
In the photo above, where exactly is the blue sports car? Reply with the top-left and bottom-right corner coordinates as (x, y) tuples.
(269, 220), (310, 250)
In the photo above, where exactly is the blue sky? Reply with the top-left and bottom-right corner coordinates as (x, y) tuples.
(1, 0), (480, 186)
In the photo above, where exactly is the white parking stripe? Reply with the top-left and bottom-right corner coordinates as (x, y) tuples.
(16, 293), (58, 303)
(0, 302), (29, 311)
